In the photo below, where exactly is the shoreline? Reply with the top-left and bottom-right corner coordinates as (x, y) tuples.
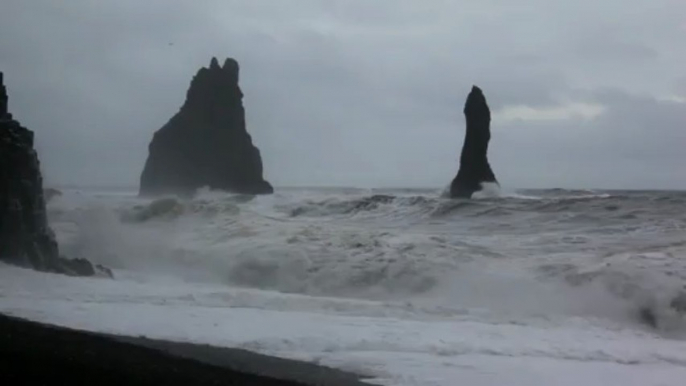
(0, 313), (373, 386)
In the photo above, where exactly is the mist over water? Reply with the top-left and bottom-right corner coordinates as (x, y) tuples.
(45, 186), (686, 332)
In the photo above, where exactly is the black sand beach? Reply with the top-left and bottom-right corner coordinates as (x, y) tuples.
(0, 313), (372, 386)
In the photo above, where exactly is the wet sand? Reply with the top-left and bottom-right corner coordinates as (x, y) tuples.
(0, 313), (373, 386)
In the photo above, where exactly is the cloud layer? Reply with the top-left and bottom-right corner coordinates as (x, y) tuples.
(1, 0), (684, 189)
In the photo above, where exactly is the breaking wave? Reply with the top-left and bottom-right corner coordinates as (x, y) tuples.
(119, 196), (245, 222)
(45, 187), (686, 330)
(279, 190), (679, 221)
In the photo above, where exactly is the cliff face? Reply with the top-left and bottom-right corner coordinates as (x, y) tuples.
(140, 57), (273, 197)
(0, 72), (109, 277)
(449, 86), (498, 198)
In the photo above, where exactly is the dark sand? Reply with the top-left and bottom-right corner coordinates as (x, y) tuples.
(0, 313), (374, 386)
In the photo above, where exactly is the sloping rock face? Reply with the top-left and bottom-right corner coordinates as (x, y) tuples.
(140, 57), (273, 197)
(0, 72), (110, 277)
(449, 85), (498, 198)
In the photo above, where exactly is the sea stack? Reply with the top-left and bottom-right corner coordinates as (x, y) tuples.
(139, 57), (273, 197)
(449, 86), (498, 198)
(0, 72), (7, 116)
(0, 72), (109, 277)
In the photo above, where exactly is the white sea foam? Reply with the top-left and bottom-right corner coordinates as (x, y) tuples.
(2, 186), (686, 385)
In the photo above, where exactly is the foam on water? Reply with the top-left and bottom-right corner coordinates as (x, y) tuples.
(4, 186), (686, 385)
(41, 186), (686, 331)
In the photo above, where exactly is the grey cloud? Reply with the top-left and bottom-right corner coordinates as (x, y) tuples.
(675, 77), (686, 97)
(574, 39), (658, 62)
(1, 0), (685, 189)
(492, 90), (686, 189)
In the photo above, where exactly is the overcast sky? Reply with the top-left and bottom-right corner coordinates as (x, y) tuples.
(1, 0), (684, 190)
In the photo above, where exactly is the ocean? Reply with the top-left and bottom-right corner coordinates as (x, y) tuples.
(2, 186), (686, 385)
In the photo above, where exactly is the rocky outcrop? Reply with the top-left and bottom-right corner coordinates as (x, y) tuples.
(449, 86), (498, 198)
(139, 57), (273, 197)
(0, 72), (110, 277)
(0, 72), (6, 116)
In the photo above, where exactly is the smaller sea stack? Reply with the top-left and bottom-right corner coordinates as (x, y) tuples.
(0, 72), (109, 277)
(449, 86), (498, 198)
(139, 57), (273, 197)
(0, 72), (7, 117)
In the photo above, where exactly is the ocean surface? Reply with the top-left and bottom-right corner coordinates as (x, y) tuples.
(2, 186), (686, 385)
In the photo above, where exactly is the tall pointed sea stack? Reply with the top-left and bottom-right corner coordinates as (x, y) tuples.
(449, 85), (498, 198)
(0, 72), (109, 276)
(140, 57), (273, 197)
(0, 73), (7, 116)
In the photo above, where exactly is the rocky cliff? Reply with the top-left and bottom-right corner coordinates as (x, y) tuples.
(449, 86), (498, 198)
(0, 72), (109, 277)
(139, 57), (273, 197)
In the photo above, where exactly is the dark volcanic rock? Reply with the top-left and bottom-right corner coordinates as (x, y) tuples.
(0, 72), (110, 277)
(140, 57), (273, 197)
(0, 72), (7, 118)
(0, 313), (370, 386)
(449, 85), (498, 199)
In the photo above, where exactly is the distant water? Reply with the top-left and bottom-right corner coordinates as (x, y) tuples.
(46, 186), (686, 325)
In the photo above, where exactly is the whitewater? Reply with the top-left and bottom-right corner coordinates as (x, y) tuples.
(2, 186), (686, 385)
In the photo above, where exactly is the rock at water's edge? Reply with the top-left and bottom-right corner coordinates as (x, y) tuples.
(44, 187), (62, 202)
(449, 85), (498, 198)
(139, 57), (273, 197)
(0, 72), (111, 277)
